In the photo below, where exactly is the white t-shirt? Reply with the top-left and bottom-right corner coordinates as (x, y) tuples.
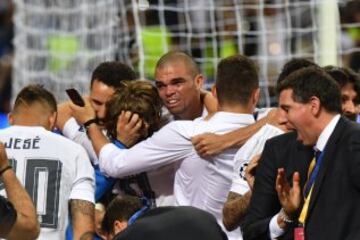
(0, 126), (95, 240)
(98, 111), (255, 240)
(231, 124), (284, 196)
(62, 117), (175, 206)
(63, 117), (99, 165)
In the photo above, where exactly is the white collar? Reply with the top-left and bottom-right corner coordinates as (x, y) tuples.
(210, 111), (255, 125)
(10, 125), (47, 131)
(315, 114), (340, 152)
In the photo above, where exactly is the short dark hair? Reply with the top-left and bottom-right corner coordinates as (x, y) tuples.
(277, 58), (317, 84)
(13, 84), (57, 113)
(155, 51), (200, 79)
(324, 66), (360, 104)
(101, 196), (142, 235)
(91, 61), (137, 89)
(215, 54), (259, 106)
(104, 80), (163, 141)
(277, 66), (342, 113)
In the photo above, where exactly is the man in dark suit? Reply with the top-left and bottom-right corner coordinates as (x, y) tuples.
(242, 66), (360, 240)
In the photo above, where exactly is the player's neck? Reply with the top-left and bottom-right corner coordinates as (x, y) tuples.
(10, 113), (52, 130)
(218, 103), (254, 115)
(175, 102), (203, 121)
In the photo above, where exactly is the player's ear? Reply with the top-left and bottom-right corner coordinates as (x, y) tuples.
(8, 112), (14, 125)
(194, 74), (204, 90)
(211, 85), (217, 100)
(48, 112), (57, 131)
(113, 220), (128, 235)
(253, 88), (260, 105)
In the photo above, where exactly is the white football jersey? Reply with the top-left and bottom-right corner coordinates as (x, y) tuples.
(62, 117), (99, 165)
(231, 124), (284, 195)
(63, 117), (175, 206)
(0, 126), (95, 240)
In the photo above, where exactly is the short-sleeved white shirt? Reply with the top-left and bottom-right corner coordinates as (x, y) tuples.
(0, 126), (95, 240)
(63, 117), (99, 165)
(230, 124), (284, 195)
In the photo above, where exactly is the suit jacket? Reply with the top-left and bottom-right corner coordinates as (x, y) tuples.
(242, 117), (360, 240)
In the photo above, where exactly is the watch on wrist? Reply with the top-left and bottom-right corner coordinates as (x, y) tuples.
(83, 118), (98, 129)
(279, 208), (295, 225)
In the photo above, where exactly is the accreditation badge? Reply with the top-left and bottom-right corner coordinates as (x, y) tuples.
(294, 227), (305, 240)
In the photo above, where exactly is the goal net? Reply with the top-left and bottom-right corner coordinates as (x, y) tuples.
(12, 0), (360, 106)
(12, 0), (118, 102)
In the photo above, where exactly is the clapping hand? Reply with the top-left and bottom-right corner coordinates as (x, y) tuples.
(276, 168), (301, 218)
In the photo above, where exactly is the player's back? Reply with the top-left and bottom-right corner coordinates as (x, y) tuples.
(0, 125), (95, 240)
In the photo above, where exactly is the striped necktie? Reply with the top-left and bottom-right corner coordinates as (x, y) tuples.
(303, 150), (321, 198)
(299, 150), (322, 225)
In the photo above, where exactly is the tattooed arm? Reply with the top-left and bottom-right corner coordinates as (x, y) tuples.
(222, 191), (252, 231)
(70, 199), (95, 240)
(0, 142), (40, 239)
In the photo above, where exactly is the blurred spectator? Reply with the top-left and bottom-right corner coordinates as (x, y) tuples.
(324, 66), (360, 121)
(340, 1), (360, 72)
(0, 0), (13, 113)
(0, 0), (13, 56)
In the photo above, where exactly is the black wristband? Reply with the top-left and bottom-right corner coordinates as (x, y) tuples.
(0, 165), (12, 177)
(83, 118), (98, 129)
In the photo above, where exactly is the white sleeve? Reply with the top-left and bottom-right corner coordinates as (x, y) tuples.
(62, 117), (99, 165)
(269, 213), (285, 239)
(230, 127), (264, 195)
(230, 125), (284, 195)
(69, 146), (95, 204)
(99, 121), (193, 178)
(230, 153), (250, 195)
(62, 117), (82, 140)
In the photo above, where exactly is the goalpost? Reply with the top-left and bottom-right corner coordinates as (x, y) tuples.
(12, 0), (360, 106)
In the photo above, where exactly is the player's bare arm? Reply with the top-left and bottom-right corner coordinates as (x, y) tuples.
(191, 122), (263, 157)
(69, 99), (109, 155)
(70, 199), (95, 240)
(192, 108), (281, 157)
(223, 191), (252, 231)
(69, 100), (142, 155)
(0, 142), (40, 239)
